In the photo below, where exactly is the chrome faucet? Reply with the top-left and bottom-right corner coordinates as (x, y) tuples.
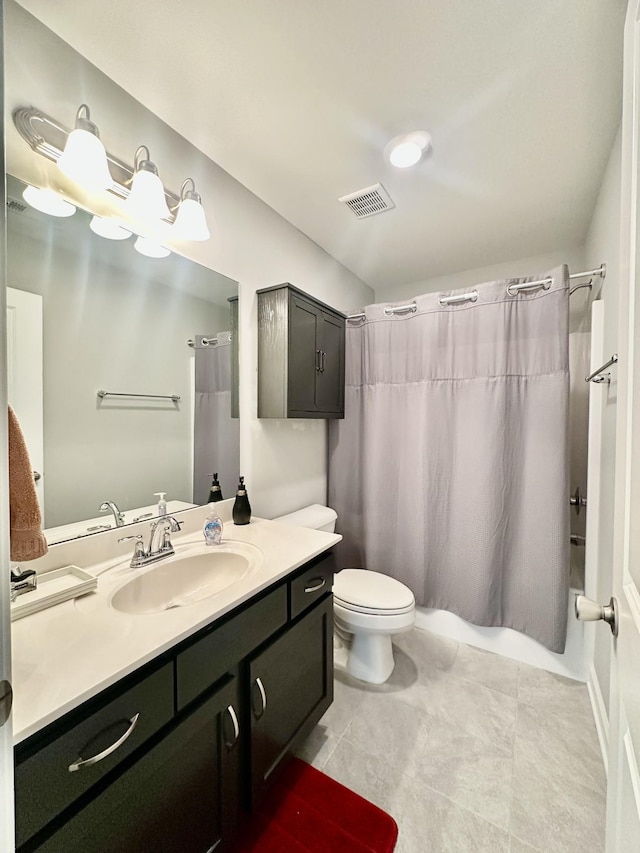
(10, 568), (37, 603)
(99, 500), (126, 527)
(119, 516), (183, 568)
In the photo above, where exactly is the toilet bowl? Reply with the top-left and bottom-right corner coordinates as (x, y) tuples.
(273, 505), (416, 684)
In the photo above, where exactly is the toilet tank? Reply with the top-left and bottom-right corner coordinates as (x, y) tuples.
(273, 504), (337, 533)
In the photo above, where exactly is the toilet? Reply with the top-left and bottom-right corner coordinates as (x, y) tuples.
(273, 504), (416, 684)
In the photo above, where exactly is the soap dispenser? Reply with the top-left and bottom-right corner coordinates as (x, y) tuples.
(207, 473), (223, 503)
(203, 504), (223, 545)
(154, 492), (167, 517)
(232, 476), (251, 525)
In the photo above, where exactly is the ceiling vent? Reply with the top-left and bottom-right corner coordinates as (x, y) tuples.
(7, 196), (27, 214)
(339, 183), (395, 218)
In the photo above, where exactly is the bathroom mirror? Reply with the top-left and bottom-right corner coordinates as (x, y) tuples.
(5, 174), (240, 544)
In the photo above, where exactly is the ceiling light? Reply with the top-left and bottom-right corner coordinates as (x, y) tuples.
(22, 185), (76, 217)
(134, 236), (171, 258)
(126, 145), (171, 221)
(172, 178), (210, 241)
(89, 215), (132, 241)
(57, 104), (113, 191)
(386, 131), (432, 168)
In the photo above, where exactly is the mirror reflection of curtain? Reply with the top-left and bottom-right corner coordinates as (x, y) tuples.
(193, 333), (239, 504)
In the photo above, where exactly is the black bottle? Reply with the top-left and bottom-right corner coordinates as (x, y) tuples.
(232, 476), (251, 525)
(207, 473), (223, 503)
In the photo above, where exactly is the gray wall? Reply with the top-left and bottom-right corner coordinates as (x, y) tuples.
(584, 125), (623, 717)
(7, 212), (229, 526)
(3, 1), (374, 524)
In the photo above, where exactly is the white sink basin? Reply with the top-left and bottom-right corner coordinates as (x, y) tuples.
(110, 544), (261, 615)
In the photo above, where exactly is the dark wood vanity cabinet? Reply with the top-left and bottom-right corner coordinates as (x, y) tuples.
(14, 553), (334, 853)
(257, 284), (345, 419)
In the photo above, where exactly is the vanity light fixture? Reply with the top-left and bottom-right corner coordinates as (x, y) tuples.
(57, 104), (113, 191)
(386, 131), (432, 168)
(134, 236), (171, 258)
(126, 145), (171, 221)
(13, 105), (212, 247)
(89, 215), (132, 241)
(22, 185), (77, 217)
(172, 178), (210, 241)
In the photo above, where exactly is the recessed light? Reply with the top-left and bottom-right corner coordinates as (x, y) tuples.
(386, 131), (432, 168)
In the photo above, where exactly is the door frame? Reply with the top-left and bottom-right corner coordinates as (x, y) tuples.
(0, 1), (17, 850)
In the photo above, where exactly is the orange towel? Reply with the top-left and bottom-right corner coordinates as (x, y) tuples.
(8, 405), (48, 561)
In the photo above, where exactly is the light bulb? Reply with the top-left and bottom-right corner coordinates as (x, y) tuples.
(57, 104), (112, 191)
(134, 236), (170, 258)
(126, 146), (171, 221)
(173, 197), (210, 241)
(89, 216), (132, 240)
(22, 185), (76, 217)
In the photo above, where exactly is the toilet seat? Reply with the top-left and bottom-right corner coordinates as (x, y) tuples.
(333, 569), (415, 616)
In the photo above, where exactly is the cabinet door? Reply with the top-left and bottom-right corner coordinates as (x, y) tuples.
(29, 677), (241, 853)
(248, 596), (333, 805)
(287, 292), (320, 414)
(316, 310), (345, 416)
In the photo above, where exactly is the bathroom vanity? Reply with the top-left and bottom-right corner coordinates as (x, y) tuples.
(11, 514), (337, 852)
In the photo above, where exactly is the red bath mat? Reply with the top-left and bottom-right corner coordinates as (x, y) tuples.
(236, 757), (398, 853)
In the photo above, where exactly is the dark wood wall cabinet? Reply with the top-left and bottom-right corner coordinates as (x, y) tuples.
(257, 284), (345, 419)
(14, 551), (335, 853)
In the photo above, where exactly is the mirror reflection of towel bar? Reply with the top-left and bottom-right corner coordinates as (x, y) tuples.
(97, 390), (181, 402)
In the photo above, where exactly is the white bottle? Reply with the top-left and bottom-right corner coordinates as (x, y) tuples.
(203, 505), (223, 545)
(154, 492), (167, 517)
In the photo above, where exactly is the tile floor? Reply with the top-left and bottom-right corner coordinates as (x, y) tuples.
(294, 627), (607, 853)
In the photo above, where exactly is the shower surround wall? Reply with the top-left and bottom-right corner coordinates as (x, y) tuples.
(374, 247), (591, 680)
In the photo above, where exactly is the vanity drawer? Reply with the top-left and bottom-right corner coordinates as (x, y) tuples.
(176, 584), (288, 711)
(15, 662), (174, 849)
(290, 551), (334, 620)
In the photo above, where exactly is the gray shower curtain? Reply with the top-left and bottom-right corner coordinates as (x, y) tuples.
(193, 333), (239, 505)
(328, 266), (570, 653)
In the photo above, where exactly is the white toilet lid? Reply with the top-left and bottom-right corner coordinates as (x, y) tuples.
(333, 569), (415, 615)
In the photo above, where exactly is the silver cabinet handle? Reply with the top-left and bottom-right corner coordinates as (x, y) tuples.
(316, 350), (321, 372)
(321, 351), (326, 372)
(33, 470), (41, 482)
(224, 704), (240, 750)
(68, 713), (140, 772)
(253, 677), (267, 719)
(304, 577), (326, 594)
(575, 594), (618, 637)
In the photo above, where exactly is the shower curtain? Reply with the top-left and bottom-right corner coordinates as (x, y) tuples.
(328, 266), (570, 653)
(193, 333), (239, 505)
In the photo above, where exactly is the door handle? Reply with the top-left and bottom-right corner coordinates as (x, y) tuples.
(68, 713), (140, 772)
(0, 680), (13, 727)
(252, 676), (267, 719)
(575, 594), (618, 637)
(224, 704), (240, 750)
(315, 350), (321, 372)
(320, 351), (326, 373)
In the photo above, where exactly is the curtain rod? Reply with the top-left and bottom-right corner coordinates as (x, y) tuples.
(346, 263), (606, 321)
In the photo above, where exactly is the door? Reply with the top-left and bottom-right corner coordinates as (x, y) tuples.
(315, 310), (345, 416)
(605, 2), (640, 848)
(248, 596), (333, 805)
(6, 287), (44, 516)
(0, 2), (16, 847)
(288, 291), (320, 414)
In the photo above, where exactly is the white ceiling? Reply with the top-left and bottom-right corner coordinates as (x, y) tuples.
(15, 0), (626, 291)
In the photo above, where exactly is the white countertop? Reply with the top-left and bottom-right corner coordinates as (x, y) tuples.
(11, 515), (340, 744)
